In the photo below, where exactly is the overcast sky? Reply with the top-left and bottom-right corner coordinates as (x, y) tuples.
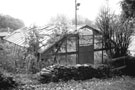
(0, 0), (122, 26)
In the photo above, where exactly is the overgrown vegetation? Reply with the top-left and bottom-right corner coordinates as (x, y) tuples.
(121, 0), (135, 19)
(96, 7), (133, 58)
(0, 0), (135, 89)
(0, 43), (27, 73)
(0, 71), (18, 90)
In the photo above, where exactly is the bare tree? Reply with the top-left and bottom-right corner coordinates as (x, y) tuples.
(96, 7), (133, 58)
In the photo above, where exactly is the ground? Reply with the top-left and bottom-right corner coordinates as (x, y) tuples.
(14, 74), (135, 90)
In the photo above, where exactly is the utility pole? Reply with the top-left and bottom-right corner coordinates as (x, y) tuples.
(75, 0), (80, 31)
(75, 0), (77, 31)
(75, 0), (80, 64)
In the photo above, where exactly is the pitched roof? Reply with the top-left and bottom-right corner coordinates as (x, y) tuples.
(4, 24), (100, 52)
(4, 27), (29, 47)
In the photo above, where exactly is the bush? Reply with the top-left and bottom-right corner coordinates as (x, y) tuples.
(0, 71), (18, 90)
(38, 64), (112, 84)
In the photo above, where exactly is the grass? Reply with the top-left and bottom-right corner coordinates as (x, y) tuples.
(15, 75), (135, 90)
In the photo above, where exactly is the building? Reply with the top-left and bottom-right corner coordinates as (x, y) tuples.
(4, 25), (102, 65)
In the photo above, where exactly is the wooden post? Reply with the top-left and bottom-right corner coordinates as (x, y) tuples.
(76, 34), (79, 64)
(75, 0), (77, 31)
(102, 35), (104, 63)
(65, 37), (68, 65)
(77, 34), (79, 64)
(93, 31), (94, 64)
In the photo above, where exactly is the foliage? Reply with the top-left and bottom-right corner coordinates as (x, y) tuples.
(43, 15), (73, 64)
(24, 26), (47, 73)
(0, 14), (24, 32)
(23, 19), (71, 73)
(0, 71), (18, 90)
(96, 7), (133, 58)
(0, 37), (40, 74)
(121, 0), (135, 19)
(25, 26), (40, 56)
(0, 37), (42, 74)
(0, 43), (27, 73)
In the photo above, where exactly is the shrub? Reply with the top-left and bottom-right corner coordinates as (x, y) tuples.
(96, 65), (111, 78)
(0, 71), (18, 90)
